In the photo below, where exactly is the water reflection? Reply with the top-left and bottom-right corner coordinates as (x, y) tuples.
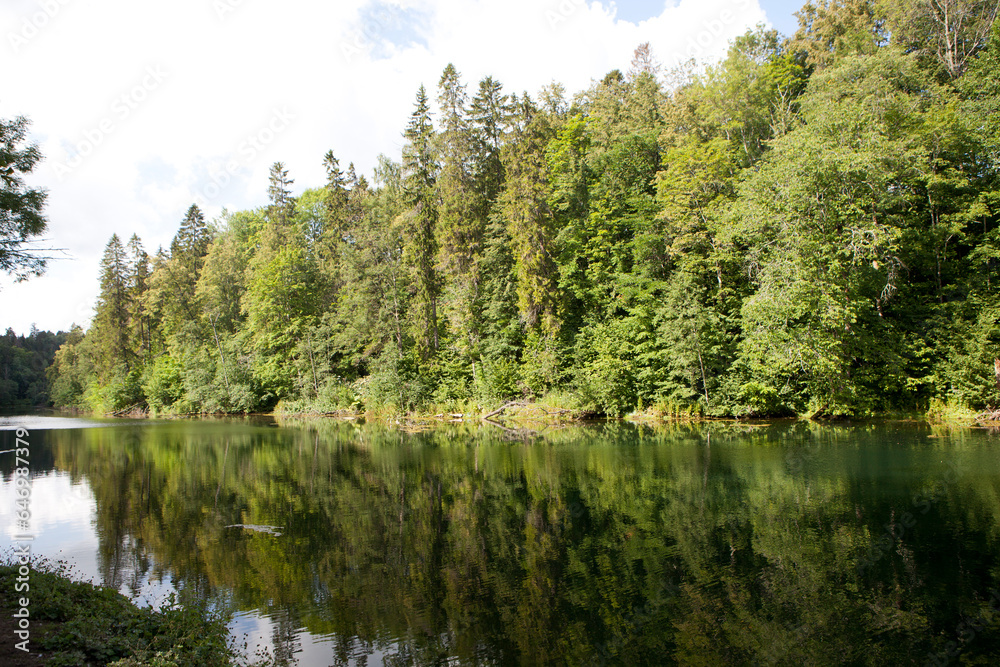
(1, 418), (999, 665)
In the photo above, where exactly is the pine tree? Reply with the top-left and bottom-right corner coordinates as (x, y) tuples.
(470, 76), (512, 208)
(171, 204), (211, 264)
(435, 64), (486, 352)
(500, 96), (561, 334)
(401, 84), (440, 356)
(323, 150), (349, 232)
(267, 162), (296, 225)
(436, 64), (481, 268)
(151, 205), (214, 339)
(126, 234), (151, 361)
(94, 234), (132, 377)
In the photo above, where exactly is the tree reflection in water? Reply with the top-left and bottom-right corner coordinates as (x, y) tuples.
(9, 418), (1000, 665)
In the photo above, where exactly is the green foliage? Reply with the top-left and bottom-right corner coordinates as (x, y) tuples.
(0, 327), (69, 406)
(360, 346), (429, 412)
(83, 365), (144, 413)
(520, 331), (563, 397)
(474, 355), (522, 404)
(0, 558), (233, 667)
(0, 113), (48, 281)
(45, 18), (1000, 419)
(933, 300), (1000, 408)
(573, 320), (638, 417)
(142, 355), (184, 412)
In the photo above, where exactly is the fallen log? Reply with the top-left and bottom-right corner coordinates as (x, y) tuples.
(482, 400), (525, 420)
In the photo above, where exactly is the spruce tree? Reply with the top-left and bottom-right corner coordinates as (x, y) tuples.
(436, 64), (485, 352)
(94, 234), (132, 377)
(500, 96), (561, 335)
(470, 76), (512, 208)
(323, 150), (349, 233)
(126, 234), (151, 360)
(171, 204), (212, 269)
(267, 162), (296, 226)
(402, 85), (440, 356)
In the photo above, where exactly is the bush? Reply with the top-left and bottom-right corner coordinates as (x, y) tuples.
(0, 557), (235, 667)
(142, 355), (184, 412)
(361, 347), (428, 413)
(573, 321), (637, 417)
(474, 356), (522, 404)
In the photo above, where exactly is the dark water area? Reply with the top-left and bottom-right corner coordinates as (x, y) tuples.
(1, 415), (999, 665)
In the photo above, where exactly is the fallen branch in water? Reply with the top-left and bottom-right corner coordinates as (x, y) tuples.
(976, 407), (1000, 423)
(483, 418), (538, 439)
(108, 403), (147, 418)
(482, 400), (525, 420)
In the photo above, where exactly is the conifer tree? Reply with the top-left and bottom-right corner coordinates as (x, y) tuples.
(126, 234), (151, 360)
(436, 64), (485, 351)
(470, 76), (512, 208)
(500, 96), (561, 334)
(171, 204), (211, 266)
(150, 205), (214, 339)
(267, 162), (296, 226)
(94, 234), (132, 377)
(323, 150), (349, 232)
(401, 84), (440, 356)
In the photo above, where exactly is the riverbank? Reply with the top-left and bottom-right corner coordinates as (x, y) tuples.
(0, 558), (236, 666)
(40, 392), (1000, 431)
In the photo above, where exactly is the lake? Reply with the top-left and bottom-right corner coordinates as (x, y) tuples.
(2, 414), (999, 665)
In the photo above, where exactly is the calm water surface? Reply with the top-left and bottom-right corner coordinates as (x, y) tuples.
(2, 415), (999, 665)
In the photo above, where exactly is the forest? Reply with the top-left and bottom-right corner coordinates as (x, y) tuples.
(0, 328), (68, 406)
(44, 0), (1000, 419)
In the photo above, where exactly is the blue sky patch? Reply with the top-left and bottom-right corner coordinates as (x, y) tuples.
(355, 1), (433, 60)
(601, 0), (668, 25)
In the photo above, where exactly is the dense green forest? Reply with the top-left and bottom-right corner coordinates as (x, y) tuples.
(0, 327), (68, 406)
(47, 0), (1000, 418)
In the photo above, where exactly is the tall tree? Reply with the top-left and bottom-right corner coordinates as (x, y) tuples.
(436, 64), (484, 352)
(500, 96), (561, 334)
(323, 149), (349, 235)
(401, 85), (440, 356)
(628, 42), (662, 80)
(0, 115), (48, 282)
(93, 234), (132, 378)
(171, 204), (212, 265)
(267, 162), (296, 225)
(148, 205), (214, 341)
(470, 76), (511, 208)
(126, 234), (151, 361)
(789, 0), (886, 70)
(880, 0), (1000, 79)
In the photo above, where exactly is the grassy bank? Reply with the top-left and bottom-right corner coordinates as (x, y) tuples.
(0, 557), (241, 667)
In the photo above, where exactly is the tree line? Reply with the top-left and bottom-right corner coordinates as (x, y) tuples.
(47, 0), (1000, 418)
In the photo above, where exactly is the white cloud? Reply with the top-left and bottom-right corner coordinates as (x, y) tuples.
(0, 0), (766, 335)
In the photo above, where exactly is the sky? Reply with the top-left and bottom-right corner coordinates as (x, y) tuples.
(0, 0), (804, 336)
